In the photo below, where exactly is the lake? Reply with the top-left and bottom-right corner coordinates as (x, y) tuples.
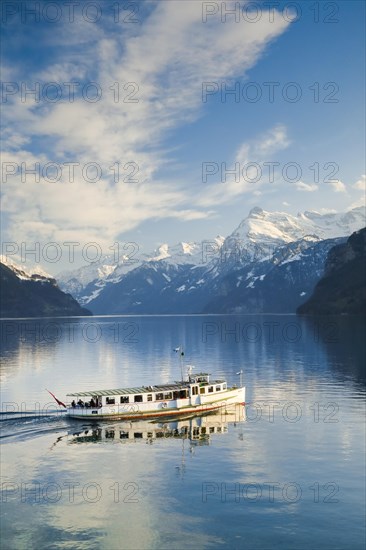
(1, 315), (365, 550)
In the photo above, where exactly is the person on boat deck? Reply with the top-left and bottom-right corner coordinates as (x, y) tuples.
(77, 399), (84, 407)
(71, 400), (76, 408)
(90, 398), (95, 408)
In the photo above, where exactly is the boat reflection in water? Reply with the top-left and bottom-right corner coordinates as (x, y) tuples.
(67, 405), (245, 446)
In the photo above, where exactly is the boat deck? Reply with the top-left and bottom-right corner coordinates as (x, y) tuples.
(66, 382), (190, 398)
(66, 377), (227, 398)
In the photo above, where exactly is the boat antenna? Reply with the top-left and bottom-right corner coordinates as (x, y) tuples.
(236, 370), (243, 388)
(174, 346), (185, 381)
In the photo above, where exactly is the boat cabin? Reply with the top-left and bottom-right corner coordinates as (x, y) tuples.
(67, 374), (228, 410)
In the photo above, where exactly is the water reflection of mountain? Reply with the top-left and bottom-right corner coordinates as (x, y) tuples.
(0, 318), (76, 360)
(301, 315), (366, 387)
(66, 407), (245, 446)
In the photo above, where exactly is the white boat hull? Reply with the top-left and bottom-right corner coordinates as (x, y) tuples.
(67, 387), (245, 420)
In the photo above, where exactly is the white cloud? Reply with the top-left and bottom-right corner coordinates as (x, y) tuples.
(316, 208), (338, 214)
(353, 174), (366, 190)
(1, 2), (291, 247)
(35, 62), (88, 83)
(328, 180), (346, 193)
(198, 124), (291, 207)
(349, 196), (366, 209)
(235, 124), (290, 164)
(1, 151), (211, 247)
(0, 129), (30, 150)
(295, 181), (319, 192)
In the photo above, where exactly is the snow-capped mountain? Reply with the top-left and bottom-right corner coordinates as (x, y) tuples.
(147, 240), (223, 265)
(55, 206), (365, 313)
(0, 257), (91, 318)
(0, 255), (52, 281)
(203, 236), (347, 313)
(57, 237), (225, 303)
(57, 252), (137, 301)
(221, 206), (365, 261)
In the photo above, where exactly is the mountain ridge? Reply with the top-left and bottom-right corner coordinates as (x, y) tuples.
(3, 206), (363, 316)
(57, 206), (365, 303)
(54, 206), (365, 314)
(0, 261), (92, 318)
(297, 227), (366, 315)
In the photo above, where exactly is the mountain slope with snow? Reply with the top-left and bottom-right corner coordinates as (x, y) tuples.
(54, 206), (365, 314)
(223, 206), (365, 254)
(203, 237), (347, 313)
(0, 255), (52, 281)
(57, 237), (225, 302)
(0, 259), (91, 318)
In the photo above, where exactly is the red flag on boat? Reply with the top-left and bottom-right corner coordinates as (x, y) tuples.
(46, 389), (67, 408)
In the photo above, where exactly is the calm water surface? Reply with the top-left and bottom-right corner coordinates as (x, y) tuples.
(1, 315), (365, 550)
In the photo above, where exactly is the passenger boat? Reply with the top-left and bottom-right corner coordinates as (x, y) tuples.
(66, 367), (245, 420)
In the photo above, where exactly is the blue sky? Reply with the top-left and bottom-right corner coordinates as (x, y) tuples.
(1, 0), (365, 272)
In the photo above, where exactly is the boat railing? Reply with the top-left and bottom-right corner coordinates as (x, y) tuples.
(70, 402), (103, 409)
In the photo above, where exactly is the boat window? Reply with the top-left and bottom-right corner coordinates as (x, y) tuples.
(200, 387), (206, 394)
(105, 430), (115, 439)
(223, 383), (227, 390)
(208, 386), (214, 393)
(191, 386), (198, 396)
(216, 385), (221, 391)
(134, 433), (143, 439)
(106, 397), (115, 405)
(120, 396), (129, 404)
(209, 427), (215, 433)
(155, 393), (164, 400)
(134, 395), (143, 403)
(120, 431), (129, 439)
(147, 394), (153, 402)
(180, 390), (187, 398)
(164, 392), (172, 400)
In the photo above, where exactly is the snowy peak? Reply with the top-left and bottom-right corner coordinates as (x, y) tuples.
(301, 206), (365, 237)
(58, 258), (115, 288)
(148, 241), (203, 265)
(230, 206), (365, 246)
(248, 206), (265, 217)
(0, 255), (53, 282)
(0, 256), (91, 317)
(55, 205), (365, 301)
(234, 208), (311, 243)
(58, 251), (139, 289)
(150, 244), (170, 261)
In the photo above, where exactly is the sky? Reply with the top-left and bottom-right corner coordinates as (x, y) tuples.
(1, 0), (365, 273)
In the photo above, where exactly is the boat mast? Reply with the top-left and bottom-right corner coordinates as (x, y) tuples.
(236, 370), (243, 387)
(174, 345), (185, 382)
(180, 345), (184, 382)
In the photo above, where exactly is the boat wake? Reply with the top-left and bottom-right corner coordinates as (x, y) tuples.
(0, 410), (69, 443)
